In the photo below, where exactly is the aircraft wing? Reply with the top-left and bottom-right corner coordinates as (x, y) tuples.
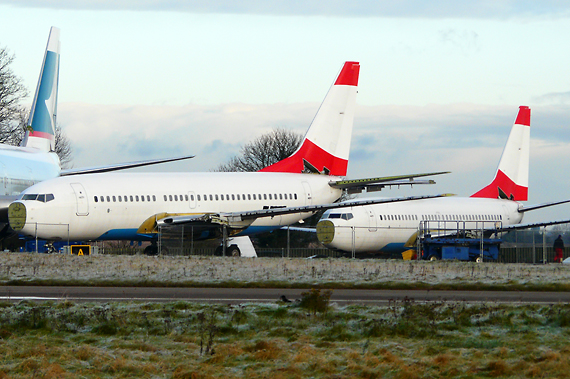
(157, 193), (451, 227)
(497, 219), (570, 232)
(60, 155), (195, 176)
(329, 171), (450, 194)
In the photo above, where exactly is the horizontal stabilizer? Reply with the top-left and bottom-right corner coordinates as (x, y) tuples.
(518, 199), (570, 213)
(60, 155), (194, 176)
(330, 171), (449, 194)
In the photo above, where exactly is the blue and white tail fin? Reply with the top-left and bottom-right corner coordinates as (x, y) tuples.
(21, 26), (60, 152)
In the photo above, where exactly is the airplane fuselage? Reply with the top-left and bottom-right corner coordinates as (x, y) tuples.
(10, 172), (342, 241)
(317, 197), (524, 253)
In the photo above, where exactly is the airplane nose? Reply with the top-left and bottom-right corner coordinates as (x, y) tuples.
(316, 220), (335, 244)
(8, 202), (26, 231)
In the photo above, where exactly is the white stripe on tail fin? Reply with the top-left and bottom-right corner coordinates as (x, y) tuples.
(21, 26), (60, 152)
(471, 106), (530, 201)
(260, 61), (359, 176)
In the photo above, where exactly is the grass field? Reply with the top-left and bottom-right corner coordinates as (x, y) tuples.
(0, 297), (569, 378)
(0, 253), (569, 378)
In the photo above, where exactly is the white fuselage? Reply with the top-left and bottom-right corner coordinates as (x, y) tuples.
(317, 197), (524, 253)
(0, 145), (60, 195)
(12, 172), (342, 241)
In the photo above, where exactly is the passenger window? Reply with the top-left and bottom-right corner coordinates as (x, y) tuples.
(141, 195), (145, 202)
(185, 195), (188, 201)
(267, 194), (271, 200)
(152, 195), (156, 202)
(168, 195), (172, 201)
(209, 194), (213, 201)
(94, 196), (98, 203)
(190, 194), (194, 201)
(253, 194), (256, 200)
(294, 194), (298, 200)
(118, 196), (122, 202)
(136, 196), (140, 202)
(163, 195), (167, 201)
(174, 195), (178, 201)
(248, 194), (251, 200)
(197, 195), (201, 201)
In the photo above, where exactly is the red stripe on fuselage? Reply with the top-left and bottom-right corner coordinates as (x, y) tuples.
(470, 170), (528, 201)
(259, 139), (348, 176)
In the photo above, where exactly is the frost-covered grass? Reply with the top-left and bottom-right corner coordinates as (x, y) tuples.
(1, 252), (570, 290)
(0, 299), (569, 378)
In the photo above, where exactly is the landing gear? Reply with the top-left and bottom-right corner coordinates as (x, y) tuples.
(45, 243), (57, 254)
(227, 245), (241, 257)
(144, 243), (159, 256)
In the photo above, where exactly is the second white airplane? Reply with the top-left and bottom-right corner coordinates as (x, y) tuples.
(316, 106), (570, 257)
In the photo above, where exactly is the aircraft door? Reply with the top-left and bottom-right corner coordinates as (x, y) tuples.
(302, 182), (312, 206)
(188, 191), (197, 209)
(70, 183), (89, 216)
(367, 206), (377, 232)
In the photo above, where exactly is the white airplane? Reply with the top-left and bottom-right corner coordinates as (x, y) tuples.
(0, 27), (192, 233)
(8, 61), (448, 255)
(316, 106), (570, 258)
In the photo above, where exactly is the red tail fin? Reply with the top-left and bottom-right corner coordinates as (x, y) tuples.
(471, 106), (530, 201)
(260, 61), (360, 176)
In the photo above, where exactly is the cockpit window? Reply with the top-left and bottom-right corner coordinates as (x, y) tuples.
(328, 213), (353, 220)
(20, 193), (55, 203)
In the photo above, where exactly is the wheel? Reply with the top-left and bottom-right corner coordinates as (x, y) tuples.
(475, 256), (483, 263)
(429, 255), (439, 261)
(144, 245), (158, 256)
(227, 245), (241, 257)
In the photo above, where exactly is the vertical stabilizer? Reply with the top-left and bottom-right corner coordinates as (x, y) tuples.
(260, 61), (360, 176)
(21, 26), (60, 152)
(471, 106), (530, 201)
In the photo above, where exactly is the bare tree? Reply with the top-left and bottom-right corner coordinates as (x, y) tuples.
(0, 46), (28, 144)
(216, 128), (303, 172)
(11, 112), (73, 168)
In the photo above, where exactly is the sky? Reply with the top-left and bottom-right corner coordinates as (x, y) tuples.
(1, 0), (570, 224)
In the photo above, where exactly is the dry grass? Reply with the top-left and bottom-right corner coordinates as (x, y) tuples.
(0, 300), (567, 378)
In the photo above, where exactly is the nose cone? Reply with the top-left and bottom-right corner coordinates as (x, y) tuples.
(8, 202), (26, 231)
(316, 219), (335, 244)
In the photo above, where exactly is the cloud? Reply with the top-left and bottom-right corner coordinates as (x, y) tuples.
(3, 0), (570, 19)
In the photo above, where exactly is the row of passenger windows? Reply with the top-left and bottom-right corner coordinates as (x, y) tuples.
(93, 193), (299, 204)
(378, 214), (502, 221)
(196, 193), (298, 201)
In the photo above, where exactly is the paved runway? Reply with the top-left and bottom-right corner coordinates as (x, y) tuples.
(1, 286), (569, 304)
